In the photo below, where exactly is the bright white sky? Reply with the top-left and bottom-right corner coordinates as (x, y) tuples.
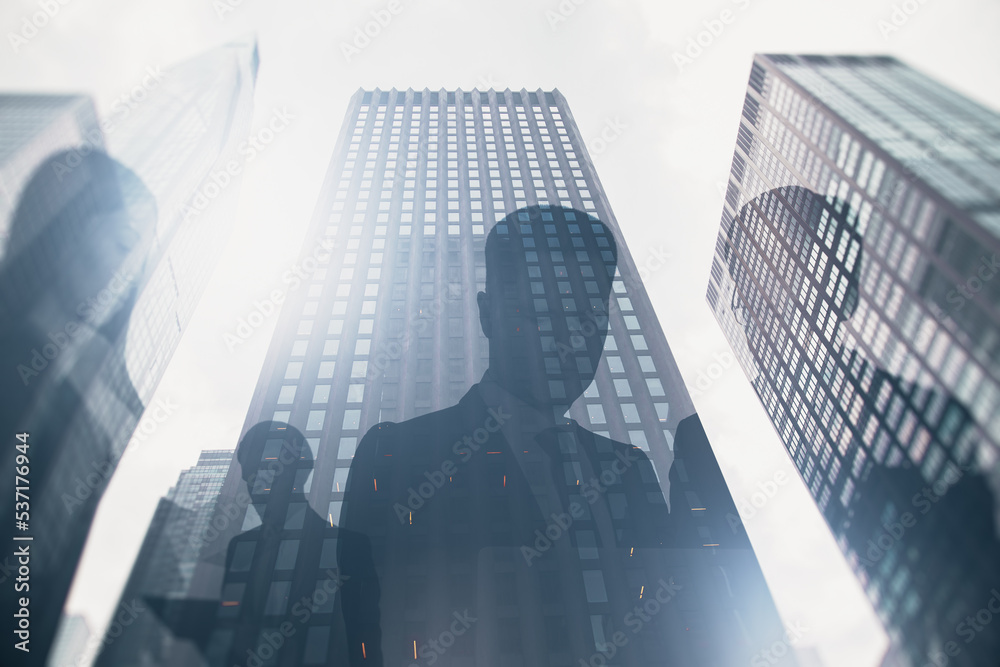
(2, 1), (998, 665)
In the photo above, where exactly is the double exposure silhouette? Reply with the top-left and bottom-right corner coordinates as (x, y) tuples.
(142, 205), (791, 667)
(0, 149), (156, 665)
(144, 422), (379, 666)
(726, 186), (1000, 664)
(338, 205), (790, 666)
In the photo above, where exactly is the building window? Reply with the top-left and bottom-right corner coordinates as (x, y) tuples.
(275, 540), (300, 570)
(313, 385), (331, 404)
(219, 583), (246, 617)
(241, 504), (265, 530)
(338, 437), (357, 458)
(347, 384), (365, 403)
(582, 570), (608, 603)
(252, 470), (274, 494)
(628, 430), (649, 451)
(328, 501), (343, 525)
(332, 468), (350, 493)
(303, 627), (330, 664)
(587, 404), (606, 424)
(293, 469), (313, 494)
(306, 410), (326, 431)
(613, 379), (631, 397)
(342, 410), (361, 430)
(229, 542), (256, 572)
(264, 581), (291, 615)
(284, 503), (307, 530)
(621, 404), (640, 423)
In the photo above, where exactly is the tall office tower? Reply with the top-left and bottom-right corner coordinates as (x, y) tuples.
(0, 95), (103, 253)
(706, 54), (1000, 666)
(0, 40), (257, 667)
(178, 88), (793, 667)
(91, 450), (233, 667)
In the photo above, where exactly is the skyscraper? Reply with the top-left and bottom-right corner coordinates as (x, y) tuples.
(173, 88), (794, 667)
(0, 40), (257, 666)
(91, 450), (233, 667)
(706, 54), (1000, 666)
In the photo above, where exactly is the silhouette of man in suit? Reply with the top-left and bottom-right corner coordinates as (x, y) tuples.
(341, 205), (790, 666)
(144, 422), (380, 666)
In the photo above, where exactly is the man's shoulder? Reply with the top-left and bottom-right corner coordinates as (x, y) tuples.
(579, 427), (649, 462)
(354, 390), (490, 459)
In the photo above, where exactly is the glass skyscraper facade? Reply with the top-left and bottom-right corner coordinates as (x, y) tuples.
(0, 41), (257, 667)
(170, 88), (794, 667)
(92, 450), (233, 667)
(706, 54), (1000, 666)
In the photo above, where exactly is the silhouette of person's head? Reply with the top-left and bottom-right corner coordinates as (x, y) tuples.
(727, 186), (863, 342)
(2, 149), (156, 321)
(236, 421), (314, 497)
(478, 205), (618, 410)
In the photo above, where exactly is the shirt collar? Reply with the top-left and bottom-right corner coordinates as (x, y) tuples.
(475, 368), (576, 445)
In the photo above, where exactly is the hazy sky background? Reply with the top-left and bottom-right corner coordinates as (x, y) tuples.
(2, 0), (998, 665)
